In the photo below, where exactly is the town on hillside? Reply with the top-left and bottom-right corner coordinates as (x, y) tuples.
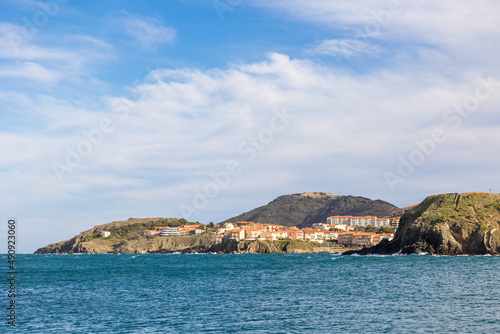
(140, 205), (418, 248)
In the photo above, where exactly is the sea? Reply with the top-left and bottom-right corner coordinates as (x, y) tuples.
(2, 254), (499, 333)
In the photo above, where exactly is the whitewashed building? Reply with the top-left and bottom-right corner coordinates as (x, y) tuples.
(158, 227), (180, 236)
(100, 231), (111, 238)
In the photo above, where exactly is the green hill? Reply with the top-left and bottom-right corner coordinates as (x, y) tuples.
(222, 192), (398, 228)
(347, 192), (500, 255)
(34, 217), (204, 254)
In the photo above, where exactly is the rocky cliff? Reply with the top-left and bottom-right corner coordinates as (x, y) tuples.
(209, 239), (337, 254)
(347, 192), (500, 255)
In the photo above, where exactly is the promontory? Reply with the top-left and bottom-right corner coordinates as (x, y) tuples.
(347, 192), (500, 255)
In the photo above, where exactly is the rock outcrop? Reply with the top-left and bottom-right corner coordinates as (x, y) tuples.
(347, 193), (500, 255)
(209, 239), (337, 254)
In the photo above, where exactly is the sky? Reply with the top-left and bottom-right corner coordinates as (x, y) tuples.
(1, 0), (500, 253)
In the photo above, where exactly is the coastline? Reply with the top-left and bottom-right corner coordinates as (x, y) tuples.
(35, 235), (360, 255)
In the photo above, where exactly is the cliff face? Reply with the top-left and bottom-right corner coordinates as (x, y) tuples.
(349, 193), (500, 255)
(36, 234), (217, 254)
(209, 239), (337, 254)
(36, 234), (340, 255)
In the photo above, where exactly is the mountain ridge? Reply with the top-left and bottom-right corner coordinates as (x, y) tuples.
(222, 192), (398, 228)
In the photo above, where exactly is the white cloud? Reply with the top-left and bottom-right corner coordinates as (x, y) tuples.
(4, 52), (497, 184)
(117, 13), (177, 50)
(39, 52), (500, 205)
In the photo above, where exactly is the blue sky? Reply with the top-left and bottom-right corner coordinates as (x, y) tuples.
(1, 0), (500, 253)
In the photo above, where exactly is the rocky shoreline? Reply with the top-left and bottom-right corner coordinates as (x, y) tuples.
(34, 228), (350, 255)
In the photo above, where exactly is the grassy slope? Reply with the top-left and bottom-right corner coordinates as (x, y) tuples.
(399, 193), (500, 233)
(361, 192), (500, 255)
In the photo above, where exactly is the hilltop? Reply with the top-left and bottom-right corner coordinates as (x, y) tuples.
(347, 192), (500, 255)
(222, 192), (398, 228)
(34, 218), (214, 254)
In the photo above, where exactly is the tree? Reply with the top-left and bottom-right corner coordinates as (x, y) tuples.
(377, 226), (393, 234)
(365, 225), (377, 233)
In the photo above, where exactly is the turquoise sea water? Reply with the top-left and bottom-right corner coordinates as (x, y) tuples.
(2, 254), (499, 333)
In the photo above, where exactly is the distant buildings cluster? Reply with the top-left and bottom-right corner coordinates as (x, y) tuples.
(214, 221), (393, 247)
(141, 204), (421, 248)
(326, 204), (420, 229)
(216, 222), (306, 243)
(143, 224), (204, 237)
(326, 216), (400, 229)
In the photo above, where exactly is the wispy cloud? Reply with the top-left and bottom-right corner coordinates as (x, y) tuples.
(0, 23), (72, 60)
(116, 13), (177, 50)
(0, 22), (115, 88)
(254, 0), (500, 72)
(69, 34), (114, 53)
(0, 61), (60, 82)
(309, 39), (377, 58)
